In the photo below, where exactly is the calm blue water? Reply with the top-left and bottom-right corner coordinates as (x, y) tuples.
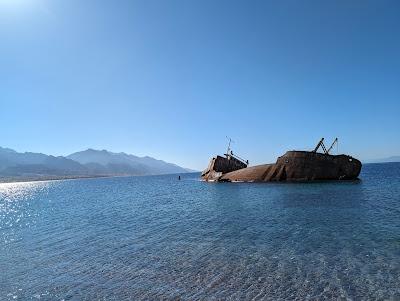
(1, 163), (400, 300)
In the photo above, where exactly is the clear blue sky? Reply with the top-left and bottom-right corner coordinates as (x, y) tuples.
(1, 0), (399, 170)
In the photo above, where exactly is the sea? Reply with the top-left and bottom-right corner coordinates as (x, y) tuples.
(1, 163), (400, 300)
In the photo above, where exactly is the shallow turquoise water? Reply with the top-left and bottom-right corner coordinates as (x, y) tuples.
(1, 163), (400, 300)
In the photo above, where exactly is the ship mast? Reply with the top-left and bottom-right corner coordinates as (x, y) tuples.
(225, 136), (249, 166)
(226, 136), (234, 155)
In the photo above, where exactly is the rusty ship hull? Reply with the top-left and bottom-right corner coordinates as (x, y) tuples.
(202, 150), (362, 182)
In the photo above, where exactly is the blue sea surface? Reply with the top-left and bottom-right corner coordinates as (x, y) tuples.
(1, 163), (400, 300)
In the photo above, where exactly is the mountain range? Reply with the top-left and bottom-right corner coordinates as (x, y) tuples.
(365, 156), (400, 164)
(0, 147), (194, 181)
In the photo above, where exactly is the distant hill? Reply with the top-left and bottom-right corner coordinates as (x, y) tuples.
(67, 149), (189, 175)
(0, 147), (87, 177)
(0, 146), (193, 181)
(366, 156), (400, 163)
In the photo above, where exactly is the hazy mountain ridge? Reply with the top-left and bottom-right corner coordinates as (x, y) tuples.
(0, 147), (192, 180)
(365, 156), (400, 163)
(67, 149), (189, 175)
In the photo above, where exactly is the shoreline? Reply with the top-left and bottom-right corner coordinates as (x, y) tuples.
(0, 172), (199, 184)
(0, 174), (116, 184)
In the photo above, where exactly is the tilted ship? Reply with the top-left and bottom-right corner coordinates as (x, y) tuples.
(201, 138), (362, 182)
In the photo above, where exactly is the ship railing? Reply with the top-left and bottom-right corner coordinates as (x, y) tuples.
(225, 151), (249, 166)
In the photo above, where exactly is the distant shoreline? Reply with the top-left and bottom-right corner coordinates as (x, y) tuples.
(0, 172), (199, 184)
(0, 175), (114, 184)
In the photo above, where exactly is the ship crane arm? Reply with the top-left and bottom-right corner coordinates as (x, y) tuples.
(313, 138), (325, 153)
(313, 137), (338, 154)
(326, 138), (338, 154)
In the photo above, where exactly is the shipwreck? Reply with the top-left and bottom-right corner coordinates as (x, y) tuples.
(201, 138), (362, 182)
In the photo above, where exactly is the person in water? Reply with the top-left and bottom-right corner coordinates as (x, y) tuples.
(178, 175), (181, 180)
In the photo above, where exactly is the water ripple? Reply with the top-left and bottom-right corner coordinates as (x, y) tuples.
(1, 165), (400, 300)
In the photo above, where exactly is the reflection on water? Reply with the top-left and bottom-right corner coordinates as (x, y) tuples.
(0, 181), (51, 202)
(0, 181), (52, 245)
(1, 164), (400, 300)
